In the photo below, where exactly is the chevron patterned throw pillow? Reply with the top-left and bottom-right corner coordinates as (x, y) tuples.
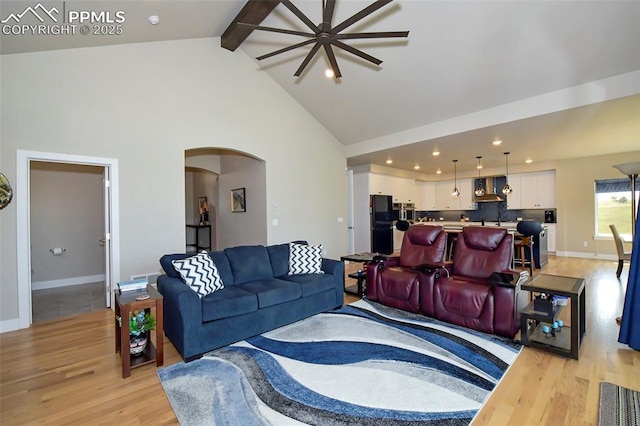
(288, 243), (324, 275)
(171, 251), (224, 298)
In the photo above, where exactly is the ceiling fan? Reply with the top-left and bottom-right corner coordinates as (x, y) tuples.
(238, 0), (409, 78)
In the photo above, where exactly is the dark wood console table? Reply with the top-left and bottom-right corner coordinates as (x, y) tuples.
(340, 252), (387, 297)
(186, 224), (211, 253)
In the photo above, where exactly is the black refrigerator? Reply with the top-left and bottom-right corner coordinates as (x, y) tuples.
(370, 194), (394, 254)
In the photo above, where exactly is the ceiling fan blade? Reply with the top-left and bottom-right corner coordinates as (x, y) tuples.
(294, 43), (322, 76)
(237, 23), (314, 38)
(281, 0), (321, 34)
(331, 39), (382, 65)
(256, 39), (317, 61)
(332, 0), (393, 34)
(323, 0), (336, 30)
(335, 31), (409, 39)
(323, 44), (342, 78)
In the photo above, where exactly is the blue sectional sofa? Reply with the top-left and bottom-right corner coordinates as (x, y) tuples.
(158, 243), (344, 361)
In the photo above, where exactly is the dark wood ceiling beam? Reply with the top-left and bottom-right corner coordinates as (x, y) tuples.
(221, 0), (281, 51)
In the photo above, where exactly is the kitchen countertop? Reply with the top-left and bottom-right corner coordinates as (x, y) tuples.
(413, 221), (548, 231)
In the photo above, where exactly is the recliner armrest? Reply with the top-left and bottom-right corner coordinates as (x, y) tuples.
(488, 269), (530, 288)
(373, 255), (399, 270)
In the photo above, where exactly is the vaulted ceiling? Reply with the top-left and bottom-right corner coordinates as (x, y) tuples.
(2, 0), (639, 175)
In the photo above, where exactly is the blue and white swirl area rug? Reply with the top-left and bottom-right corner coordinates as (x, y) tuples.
(158, 299), (521, 425)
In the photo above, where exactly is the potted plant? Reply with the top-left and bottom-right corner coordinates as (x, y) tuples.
(129, 310), (156, 356)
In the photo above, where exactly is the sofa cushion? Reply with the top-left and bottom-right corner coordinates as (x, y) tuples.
(280, 273), (336, 297)
(267, 243), (290, 278)
(171, 251), (224, 298)
(237, 279), (302, 308)
(288, 243), (324, 275)
(436, 279), (492, 318)
(201, 287), (258, 322)
(225, 245), (274, 284)
(160, 251), (234, 285)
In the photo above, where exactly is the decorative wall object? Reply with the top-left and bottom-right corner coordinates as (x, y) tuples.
(198, 196), (210, 224)
(231, 188), (246, 213)
(0, 173), (13, 210)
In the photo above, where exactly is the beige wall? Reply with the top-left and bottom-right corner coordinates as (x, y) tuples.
(555, 151), (640, 257)
(218, 155), (268, 248)
(0, 37), (348, 325)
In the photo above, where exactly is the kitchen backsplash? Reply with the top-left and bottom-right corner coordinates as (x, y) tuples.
(416, 202), (556, 224)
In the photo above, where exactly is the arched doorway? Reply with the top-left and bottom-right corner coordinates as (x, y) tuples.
(184, 148), (267, 250)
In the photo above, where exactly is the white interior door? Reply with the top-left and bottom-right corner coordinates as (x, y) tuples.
(103, 167), (112, 308)
(347, 170), (355, 254)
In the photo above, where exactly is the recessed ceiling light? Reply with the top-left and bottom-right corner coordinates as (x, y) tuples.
(148, 15), (160, 25)
(436, 169), (442, 174)
(525, 158), (533, 164)
(414, 165), (420, 170)
(492, 139), (502, 146)
(325, 68), (335, 78)
(386, 159), (393, 164)
(432, 150), (440, 156)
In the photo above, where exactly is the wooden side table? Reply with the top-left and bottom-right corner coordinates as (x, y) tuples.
(115, 285), (164, 378)
(520, 274), (586, 360)
(340, 253), (388, 296)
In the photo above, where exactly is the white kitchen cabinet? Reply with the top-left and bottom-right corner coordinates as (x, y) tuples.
(415, 181), (437, 210)
(435, 181), (457, 210)
(545, 224), (557, 253)
(434, 179), (474, 210)
(369, 173), (395, 198)
(369, 174), (416, 203)
(518, 171), (556, 209)
(424, 182), (436, 210)
(505, 175), (522, 210)
(458, 179), (475, 210)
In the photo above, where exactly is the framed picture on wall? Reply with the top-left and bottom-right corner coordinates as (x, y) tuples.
(231, 188), (246, 213)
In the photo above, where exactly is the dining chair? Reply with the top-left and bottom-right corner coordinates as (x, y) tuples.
(609, 224), (632, 278)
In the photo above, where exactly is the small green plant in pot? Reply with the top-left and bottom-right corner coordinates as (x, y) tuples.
(129, 310), (156, 356)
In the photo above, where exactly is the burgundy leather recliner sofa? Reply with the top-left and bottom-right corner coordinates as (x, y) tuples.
(367, 225), (529, 339)
(366, 225), (447, 313)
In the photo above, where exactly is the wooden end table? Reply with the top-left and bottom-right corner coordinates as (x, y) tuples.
(340, 252), (387, 297)
(115, 285), (164, 378)
(520, 274), (586, 360)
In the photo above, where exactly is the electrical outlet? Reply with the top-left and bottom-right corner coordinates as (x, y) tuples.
(582, 241), (588, 247)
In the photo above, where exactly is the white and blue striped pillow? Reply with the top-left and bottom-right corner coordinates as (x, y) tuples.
(288, 243), (324, 275)
(172, 251), (224, 298)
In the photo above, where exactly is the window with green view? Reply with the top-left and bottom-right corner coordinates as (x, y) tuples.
(594, 178), (638, 238)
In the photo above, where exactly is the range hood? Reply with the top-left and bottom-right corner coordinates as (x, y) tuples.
(474, 176), (506, 203)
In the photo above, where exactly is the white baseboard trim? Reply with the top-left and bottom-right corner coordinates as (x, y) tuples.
(0, 318), (21, 333)
(32, 274), (105, 291)
(556, 251), (617, 261)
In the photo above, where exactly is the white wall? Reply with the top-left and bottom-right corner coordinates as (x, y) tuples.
(0, 37), (348, 324)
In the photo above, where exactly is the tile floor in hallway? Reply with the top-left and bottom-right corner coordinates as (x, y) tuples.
(31, 282), (108, 322)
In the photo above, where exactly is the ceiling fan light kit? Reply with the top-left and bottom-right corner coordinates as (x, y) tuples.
(237, 0), (409, 78)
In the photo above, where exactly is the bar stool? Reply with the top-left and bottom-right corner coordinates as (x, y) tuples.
(515, 221), (542, 276)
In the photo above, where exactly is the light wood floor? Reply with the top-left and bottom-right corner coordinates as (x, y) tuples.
(1, 256), (638, 425)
